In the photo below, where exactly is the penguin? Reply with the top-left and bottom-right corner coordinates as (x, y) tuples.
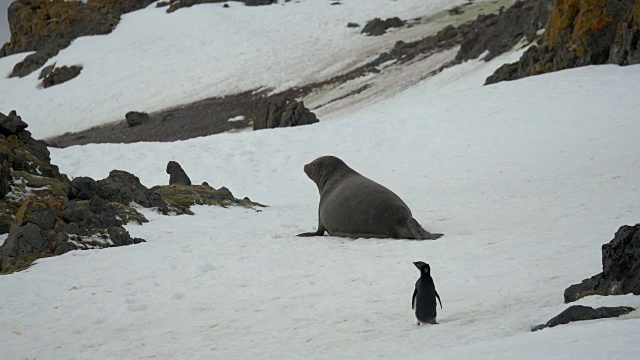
(412, 261), (442, 325)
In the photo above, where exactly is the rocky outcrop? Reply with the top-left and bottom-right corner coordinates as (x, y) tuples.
(166, 161), (191, 186)
(151, 183), (265, 215)
(0, 197), (146, 274)
(0, 112), (148, 274)
(373, 0), (551, 71)
(361, 17), (405, 36)
(487, 0), (640, 84)
(96, 170), (169, 211)
(167, 0), (225, 13)
(0, 111), (28, 137)
(532, 305), (635, 331)
(0, 112), (268, 274)
(564, 224), (640, 303)
(1, 0), (157, 78)
(456, 0), (552, 62)
(125, 111), (150, 127)
(253, 98), (319, 130)
(166, 0), (276, 13)
(42, 66), (82, 88)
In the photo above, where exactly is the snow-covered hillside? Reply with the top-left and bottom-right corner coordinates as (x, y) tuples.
(0, 0), (483, 139)
(1, 45), (639, 358)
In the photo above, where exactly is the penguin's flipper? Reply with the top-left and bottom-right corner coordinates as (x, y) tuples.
(412, 288), (417, 310)
(435, 290), (442, 309)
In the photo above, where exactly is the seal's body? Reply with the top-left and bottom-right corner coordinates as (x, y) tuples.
(166, 161), (191, 186)
(297, 156), (442, 240)
(412, 261), (442, 325)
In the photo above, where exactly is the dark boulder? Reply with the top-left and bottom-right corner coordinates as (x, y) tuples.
(38, 63), (56, 80)
(212, 186), (233, 200)
(0, 138), (14, 199)
(97, 170), (168, 210)
(362, 17), (405, 36)
(68, 177), (101, 201)
(1, 222), (48, 259)
(564, 224), (640, 303)
(42, 66), (83, 88)
(253, 97), (319, 130)
(0, 111), (28, 136)
(244, 0), (277, 5)
(532, 305), (635, 331)
(166, 0), (276, 13)
(125, 111), (150, 127)
(166, 161), (192, 186)
(347, 22), (360, 28)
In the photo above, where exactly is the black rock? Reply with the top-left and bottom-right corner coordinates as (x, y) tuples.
(253, 97), (319, 130)
(347, 22), (360, 28)
(68, 177), (101, 200)
(212, 186), (234, 200)
(564, 223), (640, 303)
(125, 111), (150, 127)
(97, 170), (168, 210)
(532, 305), (635, 331)
(1, 222), (47, 258)
(244, 0), (277, 5)
(53, 241), (73, 256)
(362, 17), (405, 36)
(0, 111), (28, 136)
(0, 137), (13, 198)
(42, 65), (82, 88)
(30, 208), (57, 230)
(167, 161), (192, 186)
(38, 63), (56, 80)
(16, 130), (32, 143)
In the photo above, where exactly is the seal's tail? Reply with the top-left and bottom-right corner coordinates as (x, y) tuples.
(401, 218), (443, 240)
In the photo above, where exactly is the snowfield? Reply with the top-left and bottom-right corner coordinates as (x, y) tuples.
(1, 50), (639, 358)
(0, 0), (481, 139)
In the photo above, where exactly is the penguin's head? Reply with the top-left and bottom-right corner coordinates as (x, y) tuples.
(413, 261), (430, 274)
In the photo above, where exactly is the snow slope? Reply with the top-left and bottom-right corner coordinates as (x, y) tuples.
(0, 0), (479, 139)
(1, 54), (639, 359)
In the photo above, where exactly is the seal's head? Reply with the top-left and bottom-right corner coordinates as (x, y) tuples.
(303, 156), (351, 192)
(166, 161), (182, 174)
(413, 261), (430, 274)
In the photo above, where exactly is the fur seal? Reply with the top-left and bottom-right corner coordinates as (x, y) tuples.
(166, 161), (191, 186)
(412, 261), (442, 325)
(297, 156), (443, 240)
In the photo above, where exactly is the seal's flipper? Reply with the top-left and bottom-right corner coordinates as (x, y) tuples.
(398, 218), (443, 240)
(297, 230), (324, 237)
(297, 223), (326, 237)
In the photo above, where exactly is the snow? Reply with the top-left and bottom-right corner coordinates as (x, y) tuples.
(1, 54), (638, 359)
(0, 0), (478, 139)
(227, 115), (246, 122)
